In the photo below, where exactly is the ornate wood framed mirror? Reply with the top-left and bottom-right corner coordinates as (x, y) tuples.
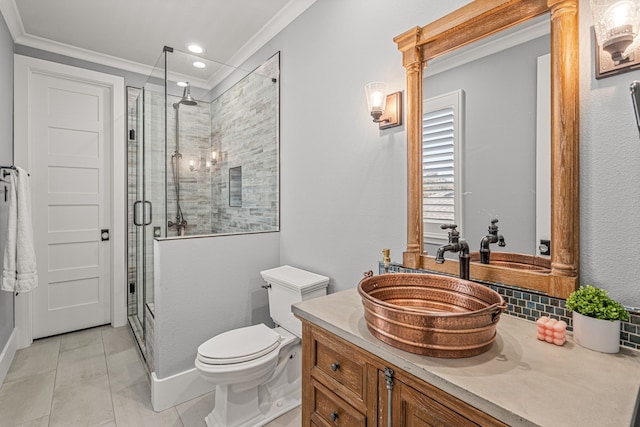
(395, 0), (578, 298)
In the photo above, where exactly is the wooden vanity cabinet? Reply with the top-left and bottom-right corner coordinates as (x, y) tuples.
(302, 321), (508, 427)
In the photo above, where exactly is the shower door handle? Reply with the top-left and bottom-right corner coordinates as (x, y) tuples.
(144, 201), (152, 226)
(133, 201), (153, 226)
(133, 201), (143, 226)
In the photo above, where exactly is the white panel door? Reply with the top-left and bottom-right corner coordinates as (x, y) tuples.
(30, 71), (111, 338)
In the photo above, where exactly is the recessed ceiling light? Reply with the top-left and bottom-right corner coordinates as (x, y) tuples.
(193, 61), (206, 69)
(187, 44), (204, 54)
(177, 81), (188, 87)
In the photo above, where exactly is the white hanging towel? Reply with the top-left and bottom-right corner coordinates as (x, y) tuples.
(1, 167), (38, 292)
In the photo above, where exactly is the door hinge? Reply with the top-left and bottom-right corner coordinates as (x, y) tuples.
(129, 282), (135, 294)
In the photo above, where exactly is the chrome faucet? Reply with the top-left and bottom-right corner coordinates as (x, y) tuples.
(479, 219), (505, 264)
(435, 224), (470, 280)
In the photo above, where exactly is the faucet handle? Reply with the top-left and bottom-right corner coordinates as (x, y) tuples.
(488, 218), (499, 233)
(440, 224), (460, 243)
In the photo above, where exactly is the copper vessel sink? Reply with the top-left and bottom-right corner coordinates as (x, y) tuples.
(469, 252), (551, 272)
(358, 273), (506, 358)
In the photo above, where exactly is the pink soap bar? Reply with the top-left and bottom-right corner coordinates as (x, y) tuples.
(536, 316), (566, 346)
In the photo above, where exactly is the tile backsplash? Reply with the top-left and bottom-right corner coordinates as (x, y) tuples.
(380, 262), (640, 351)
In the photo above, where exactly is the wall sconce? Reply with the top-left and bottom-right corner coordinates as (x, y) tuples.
(591, 0), (640, 78)
(210, 150), (218, 166)
(189, 159), (200, 172)
(364, 82), (402, 130)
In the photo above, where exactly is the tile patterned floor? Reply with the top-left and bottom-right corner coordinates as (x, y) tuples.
(0, 326), (300, 427)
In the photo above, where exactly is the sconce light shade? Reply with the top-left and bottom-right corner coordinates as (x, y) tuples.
(364, 82), (388, 122)
(591, 0), (640, 78)
(364, 82), (403, 130)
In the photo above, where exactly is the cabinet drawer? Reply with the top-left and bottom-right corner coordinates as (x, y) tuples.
(314, 336), (365, 398)
(311, 379), (366, 427)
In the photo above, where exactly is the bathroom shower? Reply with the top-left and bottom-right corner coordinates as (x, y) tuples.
(168, 83), (197, 236)
(126, 50), (281, 365)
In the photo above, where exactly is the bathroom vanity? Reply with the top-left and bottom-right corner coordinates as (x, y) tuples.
(293, 289), (640, 426)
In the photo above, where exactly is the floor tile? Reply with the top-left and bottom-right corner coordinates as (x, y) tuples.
(59, 326), (104, 353)
(0, 370), (55, 427)
(49, 374), (115, 427)
(55, 342), (107, 389)
(4, 336), (60, 383)
(0, 324), (302, 426)
(106, 347), (147, 393)
(13, 416), (49, 427)
(102, 326), (135, 357)
(265, 407), (301, 426)
(112, 380), (183, 427)
(175, 392), (214, 427)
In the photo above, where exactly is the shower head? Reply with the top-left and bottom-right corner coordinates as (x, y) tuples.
(176, 83), (197, 107)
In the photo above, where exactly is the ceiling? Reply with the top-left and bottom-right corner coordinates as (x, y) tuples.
(1, 0), (315, 87)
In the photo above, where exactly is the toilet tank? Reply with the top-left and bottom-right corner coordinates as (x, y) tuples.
(261, 265), (329, 337)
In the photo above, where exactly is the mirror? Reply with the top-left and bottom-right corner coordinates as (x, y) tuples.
(422, 19), (550, 256)
(395, 0), (579, 298)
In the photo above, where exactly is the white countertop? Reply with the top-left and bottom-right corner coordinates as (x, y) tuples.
(292, 288), (640, 427)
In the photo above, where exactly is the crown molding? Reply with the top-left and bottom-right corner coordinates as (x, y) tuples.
(0, 0), (24, 41)
(206, 0), (316, 88)
(1, 0), (316, 90)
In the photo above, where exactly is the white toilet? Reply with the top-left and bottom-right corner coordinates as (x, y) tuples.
(195, 265), (329, 427)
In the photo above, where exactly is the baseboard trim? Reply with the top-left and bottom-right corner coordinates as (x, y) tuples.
(0, 329), (17, 386)
(151, 367), (214, 412)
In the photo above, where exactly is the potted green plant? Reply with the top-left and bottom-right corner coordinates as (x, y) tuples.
(565, 285), (629, 353)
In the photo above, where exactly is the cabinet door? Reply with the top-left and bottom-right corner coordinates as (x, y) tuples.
(395, 381), (479, 427)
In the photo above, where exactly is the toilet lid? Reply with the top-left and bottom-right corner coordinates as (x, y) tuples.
(197, 324), (281, 365)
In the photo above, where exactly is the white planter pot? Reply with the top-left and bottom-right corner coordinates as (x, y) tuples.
(572, 311), (621, 353)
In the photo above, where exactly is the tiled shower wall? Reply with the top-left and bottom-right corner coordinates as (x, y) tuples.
(135, 54), (280, 238)
(381, 263), (640, 351)
(210, 54), (279, 233)
(166, 95), (213, 236)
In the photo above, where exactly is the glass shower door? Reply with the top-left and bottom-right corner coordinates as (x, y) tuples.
(127, 86), (147, 340)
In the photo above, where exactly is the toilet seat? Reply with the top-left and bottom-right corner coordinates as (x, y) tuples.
(197, 324), (281, 365)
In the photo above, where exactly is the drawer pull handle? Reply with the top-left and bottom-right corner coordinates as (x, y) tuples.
(330, 362), (340, 372)
(330, 411), (339, 422)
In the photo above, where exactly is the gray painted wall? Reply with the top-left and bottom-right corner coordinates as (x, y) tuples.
(243, 0), (640, 307)
(241, 0), (469, 295)
(153, 232), (279, 378)
(0, 12), (14, 354)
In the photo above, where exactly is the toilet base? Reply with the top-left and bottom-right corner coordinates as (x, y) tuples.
(204, 380), (301, 427)
(204, 399), (300, 427)
(202, 341), (302, 427)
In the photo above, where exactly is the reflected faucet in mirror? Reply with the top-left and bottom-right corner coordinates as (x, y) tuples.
(479, 219), (506, 264)
(435, 224), (470, 280)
